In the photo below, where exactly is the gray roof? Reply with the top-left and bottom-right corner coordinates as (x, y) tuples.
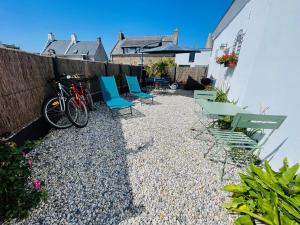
(111, 34), (177, 56)
(212, 0), (250, 40)
(43, 40), (70, 55)
(41, 38), (107, 61)
(66, 41), (99, 55)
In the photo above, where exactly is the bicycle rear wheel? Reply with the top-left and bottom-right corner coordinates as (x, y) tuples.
(42, 96), (73, 129)
(66, 96), (89, 128)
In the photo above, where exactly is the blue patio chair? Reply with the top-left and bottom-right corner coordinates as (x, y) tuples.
(98, 76), (133, 117)
(126, 75), (154, 104)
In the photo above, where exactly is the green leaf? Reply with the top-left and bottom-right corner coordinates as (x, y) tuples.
(279, 157), (289, 174)
(224, 184), (247, 193)
(233, 205), (273, 225)
(295, 174), (300, 183)
(280, 200), (300, 220)
(223, 197), (246, 209)
(279, 164), (299, 185)
(264, 160), (277, 179)
(234, 215), (254, 225)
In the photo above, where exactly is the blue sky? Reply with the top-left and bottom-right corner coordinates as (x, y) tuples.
(0, 0), (232, 54)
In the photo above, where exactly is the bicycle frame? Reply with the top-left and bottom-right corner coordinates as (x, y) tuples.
(70, 82), (91, 107)
(57, 82), (70, 111)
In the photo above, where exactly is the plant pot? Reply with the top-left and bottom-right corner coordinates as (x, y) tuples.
(224, 61), (237, 68)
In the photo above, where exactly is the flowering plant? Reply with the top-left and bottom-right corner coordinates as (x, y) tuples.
(216, 52), (238, 65)
(0, 141), (47, 222)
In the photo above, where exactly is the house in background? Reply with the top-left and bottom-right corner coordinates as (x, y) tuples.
(207, 0), (300, 169)
(175, 33), (212, 67)
(110, 29), (179, 65)
(175, 49), (211, 67)
(41, 33), (108, 62)
(0, 42), (20, 50)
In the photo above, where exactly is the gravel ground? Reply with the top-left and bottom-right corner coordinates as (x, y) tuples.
(10, 90), (242, 225)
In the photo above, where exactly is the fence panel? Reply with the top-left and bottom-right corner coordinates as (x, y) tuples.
(0, 49), (54, 135)
(172, 67), (208, 89)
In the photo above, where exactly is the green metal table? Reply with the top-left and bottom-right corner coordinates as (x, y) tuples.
(197, 99), (249, 117)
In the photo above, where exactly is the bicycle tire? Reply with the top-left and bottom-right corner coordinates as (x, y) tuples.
(66, 96), (89, 128)
(42, 96), (73, 129)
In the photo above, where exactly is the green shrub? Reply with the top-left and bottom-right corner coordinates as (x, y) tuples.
(223, 158), (300, 225)
(0, 141), (47, 222)
(145, 58), (176, 77)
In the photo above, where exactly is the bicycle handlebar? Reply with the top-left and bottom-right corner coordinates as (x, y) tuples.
(48, 74), (89, 83)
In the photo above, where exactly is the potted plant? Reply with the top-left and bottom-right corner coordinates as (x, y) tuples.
(216, 52), (238, 68)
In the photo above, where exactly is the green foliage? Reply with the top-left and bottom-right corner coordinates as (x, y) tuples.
(223, 159), (300, 225)
(0, 141), (47, 222)
(209, 86), (261, 139)
(144, 58), (176, 77)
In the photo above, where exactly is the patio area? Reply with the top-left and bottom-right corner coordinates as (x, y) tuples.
(12, 90), (241, 225)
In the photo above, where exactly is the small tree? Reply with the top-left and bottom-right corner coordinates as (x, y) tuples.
(145, 58), (176, 77)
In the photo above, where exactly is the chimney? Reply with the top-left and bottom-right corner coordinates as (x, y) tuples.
(173, 28), (179, 45)
(48, 32), (55, 41)
(118, 32), (125, 41)
(96, 37), (101, 44)
(71, 33), (78, 44)
(205, 33), (213, 49)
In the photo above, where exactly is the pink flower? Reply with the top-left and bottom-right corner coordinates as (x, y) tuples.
(22, 151), (27, 157)
(28, 159), (33, 167)
(33, 179), (41, 190)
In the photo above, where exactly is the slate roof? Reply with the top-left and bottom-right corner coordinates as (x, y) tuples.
(43, 40), (70, 55)
(41, 36), (108, 61)
(111, 34), (177, 56)
(66, 41), (99, 55)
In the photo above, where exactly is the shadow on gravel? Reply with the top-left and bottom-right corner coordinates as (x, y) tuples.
(113, 108), (145, 120)
(153, 89), (193, 98)
(21, 105), (145, 225)
(77, 106), (145, 224)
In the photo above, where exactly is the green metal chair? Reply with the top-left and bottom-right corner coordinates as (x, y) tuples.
(205, 113), (287, 181)
(192, 90), (218, 137)
(194, 90), (217, 101)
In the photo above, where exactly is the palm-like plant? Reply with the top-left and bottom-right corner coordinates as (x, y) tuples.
(145, 58), (176, 77)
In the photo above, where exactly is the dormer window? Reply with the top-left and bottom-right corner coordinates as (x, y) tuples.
(48, 49), (56, 56)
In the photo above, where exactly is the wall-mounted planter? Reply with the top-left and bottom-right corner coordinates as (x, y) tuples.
(224, 61), (237, 68)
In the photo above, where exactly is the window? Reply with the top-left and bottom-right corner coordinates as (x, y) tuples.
(189, 52), (195, 62)
(179, 65), (190, 67)
(123, 47), (139, 54)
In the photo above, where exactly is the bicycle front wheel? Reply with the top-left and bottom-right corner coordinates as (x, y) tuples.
(66, 96), (89, 128)
(42, 96), (73, 129)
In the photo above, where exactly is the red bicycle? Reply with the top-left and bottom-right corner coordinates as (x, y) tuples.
(69, 74), (95, 111)
(65, 74), (94, 128)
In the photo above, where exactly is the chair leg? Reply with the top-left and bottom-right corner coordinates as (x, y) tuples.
(130, 106), (133, 115)
(221, 149), (228, 182)
(152, 97), (153, 104)
(204, 140), (216, 158)
(110, 109), (115, 119)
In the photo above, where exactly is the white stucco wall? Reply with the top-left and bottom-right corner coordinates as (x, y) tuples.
(176, 51), (211, 67)
(208, 0), (300, 169)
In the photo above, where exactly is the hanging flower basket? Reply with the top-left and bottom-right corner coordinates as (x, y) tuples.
(216, 52), (238, 68)
(224, 60), (238, 68)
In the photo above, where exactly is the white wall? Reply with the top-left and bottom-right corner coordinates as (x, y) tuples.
(208, 0), (300, 169)
(176, 51), (211, 67)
